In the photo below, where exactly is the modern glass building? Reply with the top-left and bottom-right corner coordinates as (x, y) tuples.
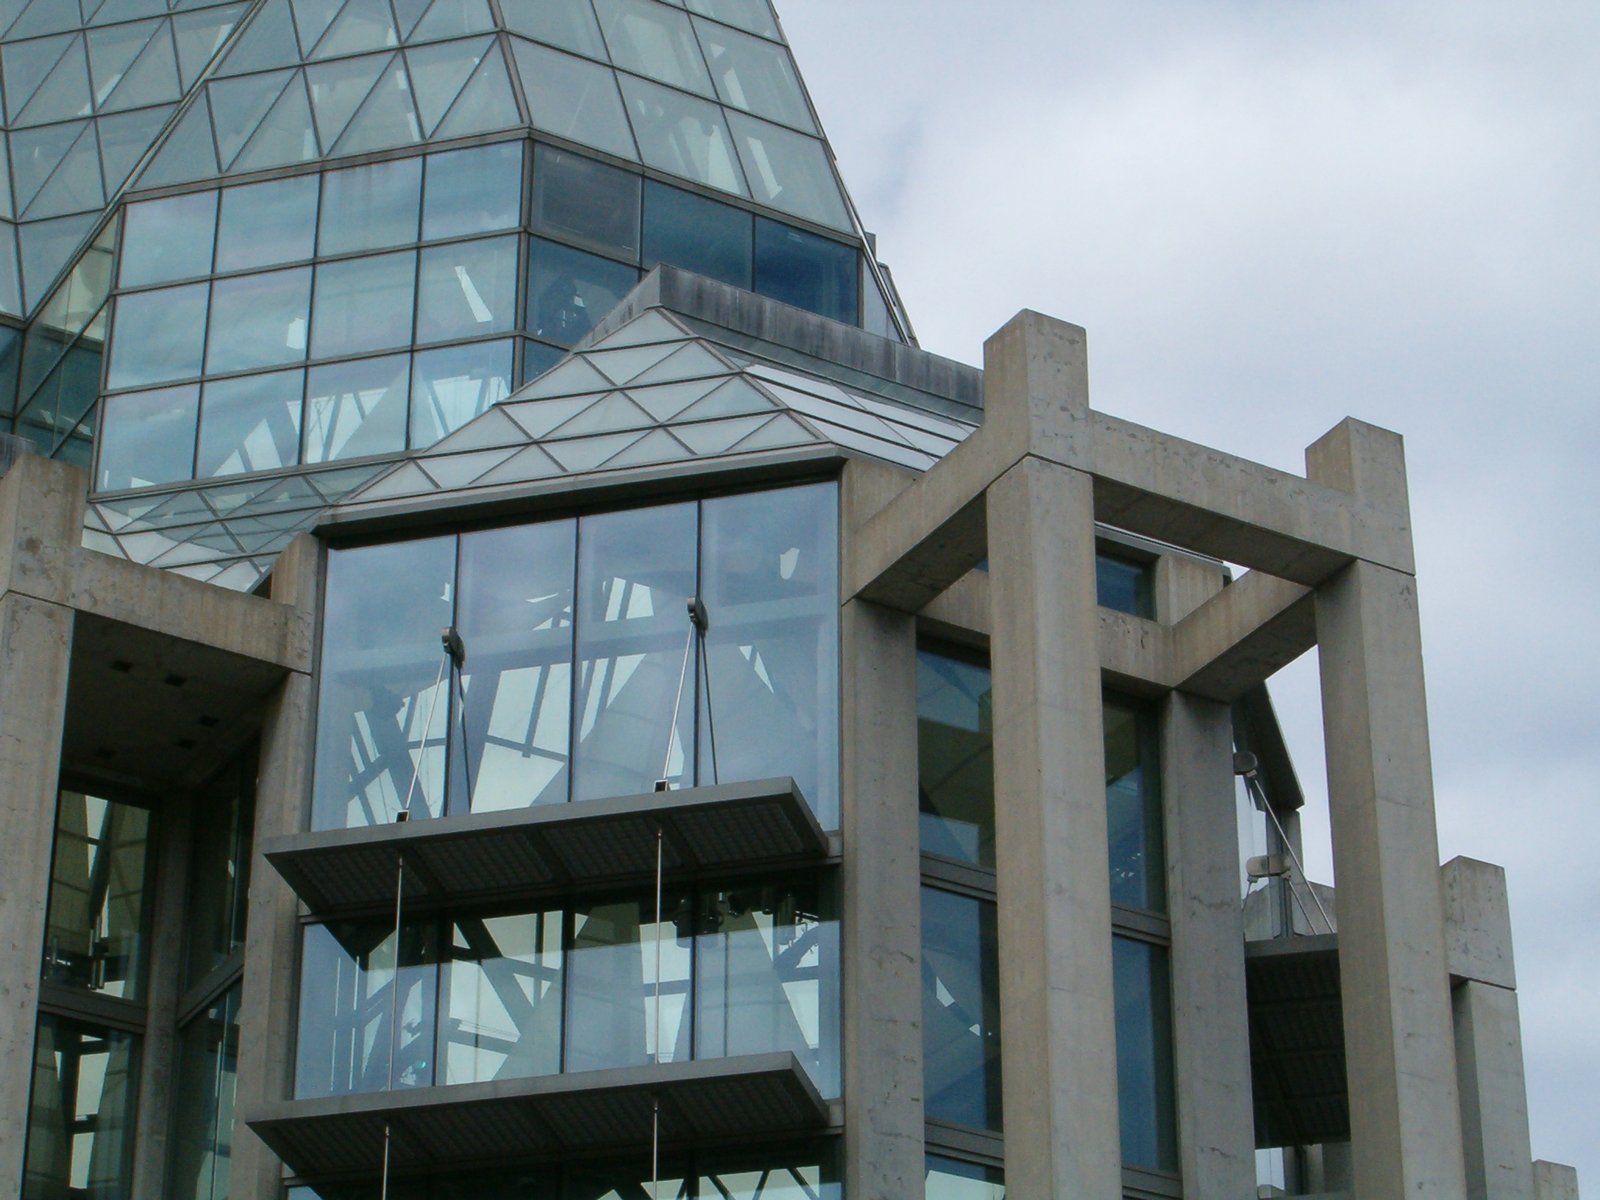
(0, 4), (1578, 1200)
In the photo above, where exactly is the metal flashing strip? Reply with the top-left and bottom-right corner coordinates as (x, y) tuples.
(247, 1052), (829, 1181)
(265, 777), (826, 917)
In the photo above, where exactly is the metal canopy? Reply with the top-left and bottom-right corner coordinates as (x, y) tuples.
(246, 1052), (829, 1182)
(1246, 933), (1350, 1148)
(265, 777), (827, 917)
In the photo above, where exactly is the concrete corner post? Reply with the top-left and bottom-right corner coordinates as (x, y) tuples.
(1307, 419), (1469, 1197)
(984, 314), (1122, 1198)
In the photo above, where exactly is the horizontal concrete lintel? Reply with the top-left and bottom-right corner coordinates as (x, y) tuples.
(1173, 572), (1317, 702)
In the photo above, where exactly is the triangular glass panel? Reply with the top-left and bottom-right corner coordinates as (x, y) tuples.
(630, 341), (731, 386)
(288, 0), (343, 55)
(100, 20), (180, 114)
(212, 559), (273, 593)
(473, 443), (562, 487)
(425, 405), (528, 455)
(431, 41), (519, 140)
(403, 36), (485, 136)
(215, 0), (300, 76)
(19, 214), (97, 312)
(409, 0), (493, 42)
(132, 91), (218, 186)
(626, 378), (720, 423)
(305, 51), (387, 149)
(353, 460), (437, 502)
(727, 412), (818, 453)
(24, 123), (105, 219)
(502, 394), (607, 439)
(16, 35), (92, 128)
(592, 309), (689, 349)
(512, 38), (637, 163)
(87, 20), (157, 109)
(599, 426), (692, 470)
(585, 340), (681, 386)
(9, 121), (88, 213)
(498, 0), (606, 60)
(547, 392), (652, 439)
(543, 430), (646, 473)
(2, 33), (73, 122)
(87, 0), (166, 24)
(0, 0), (31, 38)
(518, 355), (609, 400)
(684, 0), (779, 40)
(417, 446), (518, 490)
(304, 463), (386, 500)
(209, 68), (294, 169)
(7, 0), (82, 39)
(672, 412), (769, 456)
(200, 478), (275, 517)
(331, 54), (420, 154)
(83, 528), (121, 556)
(0, 150), (12, 222)
(311, 0), (398, 59)
(674, 376), (776, 421)
(390, 0), (429, 41)
(173, 4), (249, 88)
(231, 70), (318, 171)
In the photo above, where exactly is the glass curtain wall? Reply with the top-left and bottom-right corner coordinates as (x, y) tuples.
(312, 481), (838, 831)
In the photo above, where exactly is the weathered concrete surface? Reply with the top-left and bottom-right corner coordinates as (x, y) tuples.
(840, 599), (925, 1198)
(987, 455), (1121, 1197)
(1171, 570), (1316, 702)
(1162, 692), (1257, 1198)
(1533, 1161), (1580, 1200)
(0, 594), (73, 1200)
(1443, 857), (1518, 991)
(1455, 980), (1536, 1200)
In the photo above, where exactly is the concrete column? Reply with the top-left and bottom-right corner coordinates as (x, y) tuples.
(840, 597), (925, 1198)
(1161, 691), (1257, 1197)
(1533, 1161), (1580, 1200)
(0, 593), (73, 1200)
(986, 455), (1121, 1198)
(231, 534), (321, 1200)
(1307, 420), (1468, 1198)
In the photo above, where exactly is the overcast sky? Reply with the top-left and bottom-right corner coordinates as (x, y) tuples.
(781, 0), (1599, 1183)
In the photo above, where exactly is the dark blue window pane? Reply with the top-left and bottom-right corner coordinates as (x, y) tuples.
(1113, 936), (1178, 1172)
(532, 145), (641, 260)
(753, 218), (857, 325)
(921, 886), (1002, 1131)
(917, 650), (994, 867)
(1096, 551), (1153, 617)
(642, 180), (752, 289)
(522, 339), (563, 383)
(1105, 695), (1165, 914)
(526, 238), (638, 348)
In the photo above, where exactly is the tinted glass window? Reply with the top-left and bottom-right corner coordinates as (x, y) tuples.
(423, 141), (523, 241)
(410, 338), (515, 448)
(23, 1015), (141, 1200)
(319, 157), (422, 254)
(533, 145), (641, 259)
(754, 219), (857, 325)
(416, 236), (517, 343)
(921, 886), (1002, 1130)
(917, 650), (995, 868)
(310, 251), (417, 359)
(302, 353), (411, 463)
(565, 890), (692, 1073)
(197, 369), (304, 477)
(206, 267), (311, 374)
(526, 238), (638, 347)
(43, 791), (153, 1000)
(1114, 936), (1178, 1171)
(642, 180), (752, 288)
(215, 175), (318, 272)
(1097, 551), (1153, 617)
(97, 384), (199, 489)
(1105, 696), (1165, 914)
(120, 190), (216, 286)
(107, 282), (208, 389)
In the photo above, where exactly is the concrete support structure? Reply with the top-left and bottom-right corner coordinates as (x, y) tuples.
(1537, 1162), (1582, 1200)
(1308, 423), (1469, 1198)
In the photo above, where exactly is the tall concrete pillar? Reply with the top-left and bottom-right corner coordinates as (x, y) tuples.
(986, 454), (1121, 1198)
(1307, 420), (1468, 1197)
(231, 533), (321, 1200)
(840, 597), (925, 1197)
(1162, 691), (1257, 1197)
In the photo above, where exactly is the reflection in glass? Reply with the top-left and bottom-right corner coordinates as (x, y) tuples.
(729, 112), (849, 230)
(184, 758), (255, 987)
(921, 886), (1002, 1131)
(303, 353), (411, 463)
(206, 267), (311, 373)
(1096, 551), (1153, 617)
(43, 791), (152, 1000)
(526, 238), (638, 348)
(696, 876), (838, 1094)
(1114, 936), (1178, 1171)
(700, 484), (838, 826)
(642, 180), (752, 288)
(410, 339), (514, 447)
(917, 650), (995, 867)
(312, 536), (455, 830)
(1105, 696), (1165, 913)
(197, 369), (303, 477)
(565, 891), (692, 1073)
(106, 282), (208, 388)
(512, 38), (638, 164)
(423, 141), (522, 240)
(573, 503), (697, 801)
(754, 218), (857, 326)
(416, 236), (516, 343)
(215, 174), (318, 271)
(320, 157), (422, 254)
(97, 384), (199, 490)
(533, 146), (640, 259)
(594, 0), (712, 96)
(296, 920), (439, 1097)
(22, 1015), (140, 1200)
(684, 0), (780, 40)
(925, 1155), (1005, 1199)
(311, 250), (417, 358)
(120, 190), (216, 286)
(441, 911), (563, 1084)
(451, 520), (576, 812)
(169, 985), (241, 1200)
(697, 21), (813, 131)
(619, 75), (747, 197)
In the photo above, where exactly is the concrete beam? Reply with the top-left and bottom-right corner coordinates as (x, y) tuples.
(1443, 857), (1518, 990)
(1172, 571), (1316, 702)
(1533, 1162), (1580, 1200)
(1455, 981), (1536, 1200)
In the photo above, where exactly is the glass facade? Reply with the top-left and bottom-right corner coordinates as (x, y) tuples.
(916, 649), (995, 868)
(22, 1014), (142, 1200)
(313, 481), (839, 830)
(42, 790), (152, 1001)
